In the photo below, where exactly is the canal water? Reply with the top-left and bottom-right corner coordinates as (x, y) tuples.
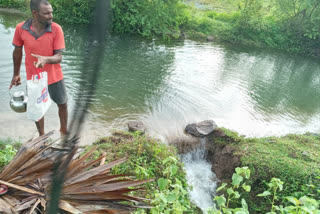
(0, 11), (319, 212)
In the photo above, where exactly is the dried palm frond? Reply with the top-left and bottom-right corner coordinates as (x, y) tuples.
(0, 131), (152, 213)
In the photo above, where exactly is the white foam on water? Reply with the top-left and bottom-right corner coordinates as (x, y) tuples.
(181, 138), (217, 213)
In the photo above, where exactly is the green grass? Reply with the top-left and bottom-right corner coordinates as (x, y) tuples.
(83, 131), (200, 213)
(238, 134), (320, 177)
(0, 132), (199, 213)
(0, 138), (21, 170)
(182, 0), (320, 57)
(209, 128), (320, 213)
(1, 129), (319, 213)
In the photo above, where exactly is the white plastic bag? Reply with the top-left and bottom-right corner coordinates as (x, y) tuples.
(27, 69), (51, 121)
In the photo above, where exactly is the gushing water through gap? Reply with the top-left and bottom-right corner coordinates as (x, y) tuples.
(180, 138), (217, 213)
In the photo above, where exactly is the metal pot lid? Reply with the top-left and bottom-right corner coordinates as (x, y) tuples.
(12, 91), (25, 101)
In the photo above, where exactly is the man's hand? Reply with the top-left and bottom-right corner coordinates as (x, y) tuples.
(9, 75), (21, 89)
(31, 53), (47, 68)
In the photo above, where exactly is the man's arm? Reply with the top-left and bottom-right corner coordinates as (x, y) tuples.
(31, 52), (62, 68)
(9, 46), (23, 89)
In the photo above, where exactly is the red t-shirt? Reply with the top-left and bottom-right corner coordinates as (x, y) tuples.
(12, 19), (65, 85)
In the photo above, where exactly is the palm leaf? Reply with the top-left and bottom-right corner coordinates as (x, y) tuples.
(0, 132), (152, 213)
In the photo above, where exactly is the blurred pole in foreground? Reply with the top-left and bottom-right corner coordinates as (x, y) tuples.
(47, 0), (109, 213)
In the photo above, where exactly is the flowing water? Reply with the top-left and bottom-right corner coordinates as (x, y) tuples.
(0, 11), (319, 212)
(181, 138), (218, 211)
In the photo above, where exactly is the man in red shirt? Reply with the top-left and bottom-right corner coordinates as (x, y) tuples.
(9, 0), (68, 136)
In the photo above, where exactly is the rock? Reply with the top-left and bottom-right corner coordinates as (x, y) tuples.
(127, 121), (145, 134)
(207, 36), (214, 42)
(185, 120), (217, 137)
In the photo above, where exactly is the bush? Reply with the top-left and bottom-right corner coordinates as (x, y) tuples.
(210, 167), (320, 214)
(111, 0), (188, 38)
(84, 131), (199, 213)
(209, 130), (320, 213)
(0, 138), (20, 170)
(50, 0), (95, 24)
(0, 0), (25, 8)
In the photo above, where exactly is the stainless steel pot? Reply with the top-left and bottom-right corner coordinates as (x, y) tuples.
(9, 89), (28, 113)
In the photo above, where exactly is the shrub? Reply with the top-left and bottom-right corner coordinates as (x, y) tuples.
(0, 0), (25, 8)
(50, 0), (95, 24)
(111, 0), (188, 38)
(84, 131), (199, 213)
(0, 139), (19, 169)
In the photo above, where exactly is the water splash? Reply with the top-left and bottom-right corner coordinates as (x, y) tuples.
(181, 138), (217, 213)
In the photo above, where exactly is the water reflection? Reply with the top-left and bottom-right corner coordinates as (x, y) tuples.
(0, 12), (319, 144)
(93, 36), (177, 120)
(0, 10), (27, 28)
(221, 49), (320, 118)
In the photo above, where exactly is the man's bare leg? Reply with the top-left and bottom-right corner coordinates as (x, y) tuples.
(58, 103), (68, 135)
(35, 117), (45, 136)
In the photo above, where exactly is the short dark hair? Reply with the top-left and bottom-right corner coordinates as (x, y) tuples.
(30, 0), (50, 11)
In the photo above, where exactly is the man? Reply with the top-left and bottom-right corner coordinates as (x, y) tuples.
(9, 0), (68, 136)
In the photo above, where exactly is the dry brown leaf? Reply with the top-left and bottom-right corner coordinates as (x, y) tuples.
(0, 131), (152, 213)
(59, 200), (82, 214)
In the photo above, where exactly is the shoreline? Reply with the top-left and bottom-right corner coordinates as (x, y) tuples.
(1, 128), (319, 213)
(0, 8), (28, 16)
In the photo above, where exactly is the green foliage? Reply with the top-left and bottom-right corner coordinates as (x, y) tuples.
(209, 128), (246, 145)
(183, 0), (320, 57)
(210, 167), (320, 214)
(145, 157), (193, 213)
(50, 0), (95, 24)
(258, 178), (320, 214)
(257, 178), (284, 213)
(207, 166), (251, 214)
(0, 139), (20, 169)
(0, 0), (25, 8)
(85, 131), (198, 213)
(111, 0), (188, 38)
(209, 130), (320, 213)
(3, 0), (319, 56)
(241, 135), (320, 212)
(0, 145), (16, 168)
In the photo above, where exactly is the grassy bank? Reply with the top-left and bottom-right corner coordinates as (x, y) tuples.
(0, 132), (200, 213)
(182, 0), (320, 57)
(208, 128), (320, 213)
(83, 131), (200, 213)
(2, 0), (319, 57)
(1, 129), (319, 212)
